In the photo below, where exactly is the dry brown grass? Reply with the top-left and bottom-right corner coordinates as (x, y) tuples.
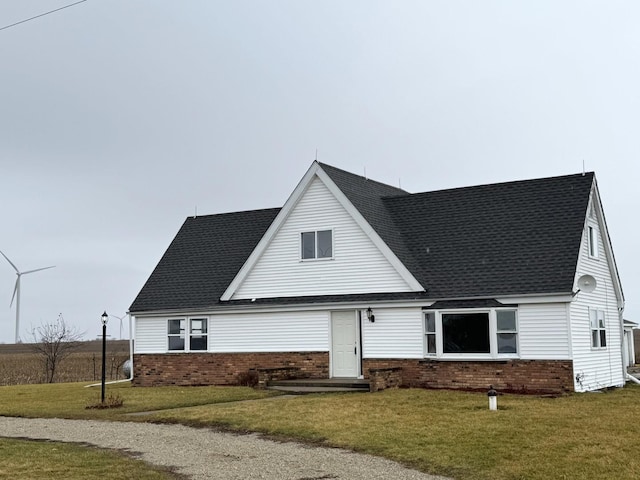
(0, 349), (129, 385)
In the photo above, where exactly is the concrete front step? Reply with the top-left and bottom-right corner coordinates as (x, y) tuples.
(267, 378), (370, 394)
(268, 385), (369, 394)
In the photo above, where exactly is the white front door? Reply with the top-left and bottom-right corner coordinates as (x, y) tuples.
(331, 311), (358, 378)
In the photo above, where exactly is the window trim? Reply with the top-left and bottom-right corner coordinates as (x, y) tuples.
(300, 228), (334, 261)
(589, 308), (607, 350)
(423, 308), (519, 360)
(167, 317), (209, 352)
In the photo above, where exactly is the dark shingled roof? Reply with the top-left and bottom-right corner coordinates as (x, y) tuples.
(383, 172), (593, 298)
(129, 208), (280, 312)
(130, 164), (594, 313)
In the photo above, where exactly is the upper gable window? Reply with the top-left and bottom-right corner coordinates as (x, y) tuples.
(588, 226), (599, 259)
(301, 230), (333, 260)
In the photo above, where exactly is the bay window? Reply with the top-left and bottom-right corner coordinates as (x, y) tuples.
(424, 309), (518, 358)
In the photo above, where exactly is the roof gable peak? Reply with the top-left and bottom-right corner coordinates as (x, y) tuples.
(220, 162), (424, 301)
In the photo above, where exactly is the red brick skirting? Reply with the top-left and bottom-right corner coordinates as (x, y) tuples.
(364, 359), (574, 394)
(133, 352), (329, 387)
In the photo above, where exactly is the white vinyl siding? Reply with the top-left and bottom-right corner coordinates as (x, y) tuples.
(518, 303), (570, 360)
(233, 177), (411, 299)
(570, 203), (624, 391)
(134, 317), (167, 353)
(362, 308), (424, 359)
(211, 311), (329, 353)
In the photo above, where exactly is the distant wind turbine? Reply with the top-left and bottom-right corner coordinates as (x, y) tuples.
(110, 313), (128, 340)
(0, 250), (55, 343)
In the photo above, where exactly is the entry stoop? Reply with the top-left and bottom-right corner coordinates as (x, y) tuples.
(267, 378), (370, 394)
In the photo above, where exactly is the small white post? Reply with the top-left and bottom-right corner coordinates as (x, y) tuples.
(488, 385), (498, 411)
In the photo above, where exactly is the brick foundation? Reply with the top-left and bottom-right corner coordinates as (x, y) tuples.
(133, 352), (329, 387)
(364, 359), (574, 394)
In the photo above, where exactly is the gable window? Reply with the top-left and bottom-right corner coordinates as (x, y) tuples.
(301, 230), (333, 260)
(588, 226), (599, 258)
(590, 309), (606, 348)
(424, 309), (518, 358)
(168, 318), (208, 351)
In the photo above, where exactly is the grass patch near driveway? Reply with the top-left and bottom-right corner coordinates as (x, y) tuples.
(0, 438), (179, 480)
(152, 386), (640, 480)
(0, 382), (279, 420)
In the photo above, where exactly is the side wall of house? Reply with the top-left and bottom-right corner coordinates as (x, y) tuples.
(232, 177), (412, 299)
(569, 197), (624, 391)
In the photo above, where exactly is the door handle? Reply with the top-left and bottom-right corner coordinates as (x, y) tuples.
(354, 346), (357, 355)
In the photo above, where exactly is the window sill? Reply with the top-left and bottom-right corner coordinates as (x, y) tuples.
(166, 350), (209, 353)
(300, 257), (334, 262)
(421, 356), (520, 362)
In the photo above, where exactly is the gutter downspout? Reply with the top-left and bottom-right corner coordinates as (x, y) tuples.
(619, 305), (626, 384)
(626, 373), (640, 385)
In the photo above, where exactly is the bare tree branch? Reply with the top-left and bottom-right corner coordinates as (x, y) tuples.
(30, 314), (84, 383)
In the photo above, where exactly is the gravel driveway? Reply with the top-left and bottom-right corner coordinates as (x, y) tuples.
(0, 416), (449, 480)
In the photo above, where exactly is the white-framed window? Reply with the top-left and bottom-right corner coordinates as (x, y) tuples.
(588, 225), (599, 259)
(423, 309), (518, 358)
(168, 318), (208, 351)
(496, 310), (518, 354)
(301, 229), (333, 260)
(590, 309), (606, 349)
(424, 312), (436, 356)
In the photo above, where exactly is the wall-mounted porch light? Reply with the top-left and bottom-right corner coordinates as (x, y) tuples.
(366, 307), (375, 323)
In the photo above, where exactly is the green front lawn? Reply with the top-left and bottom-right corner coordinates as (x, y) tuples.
(0, 438), (178, 480)
(151, 386), (640, 480)
(1, 382), (639, 479)
(0, 381), (278, 420)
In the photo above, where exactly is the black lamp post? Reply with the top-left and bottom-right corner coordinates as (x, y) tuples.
(101, 311), (108, 403)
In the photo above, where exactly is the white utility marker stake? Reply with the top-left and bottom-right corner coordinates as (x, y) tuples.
(488, 385), (498, 411)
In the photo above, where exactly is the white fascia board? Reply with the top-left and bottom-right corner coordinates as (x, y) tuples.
(494, 294), (575, 304)
(131, 300), (435, 318)
(220, 162), (323, 301)
(590, 180), (625, 308)
(313, 167), (424, 292)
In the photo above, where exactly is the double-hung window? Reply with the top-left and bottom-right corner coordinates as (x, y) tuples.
(424, 309), (518, 358)
(168, 318), (208, 351)
(301, 230), (333, 260)
(496, 310), (518, 354)
(424, 312), (436, 356)
(590, 309), (606, 348)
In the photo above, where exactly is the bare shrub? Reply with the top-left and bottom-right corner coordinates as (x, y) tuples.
(237, 369), (259, 387)
(30, 315), (84, 383)
(85, 393), (124, 409)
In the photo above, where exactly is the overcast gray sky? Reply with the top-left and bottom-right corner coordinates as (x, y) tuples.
(0, 1), (637, 343)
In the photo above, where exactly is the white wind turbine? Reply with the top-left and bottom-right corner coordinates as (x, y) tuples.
(0, 250), (55, 344)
